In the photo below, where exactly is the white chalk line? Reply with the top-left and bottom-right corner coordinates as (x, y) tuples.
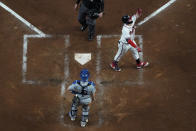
(22, 34), (52, 84)
(96, 76), (105, 126)
(22, 34), (72, 127)
(95, 34), (144, 126)
(0, 1), (45, 36)
(22, 35), (70, 85)
(59, 36), (70, 126)
(96, 45), (104, 126)
(2, 0), (176, 85)
(0, 2), (71, 126)
(137, 35), (144, 85)
(2, 0), (176, 127)
(137, 0), (176, 26)
(61, 35), (70, 97)
(96, 35), (143, 85)
(96, 51), (101, 74)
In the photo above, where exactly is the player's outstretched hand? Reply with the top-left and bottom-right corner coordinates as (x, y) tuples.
(137, 47), (142, 52)
(136, 8), (142, 17)
(99, 12), (103, 18)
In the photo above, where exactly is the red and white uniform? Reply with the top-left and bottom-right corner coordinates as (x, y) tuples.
(114, 14), (139, 61)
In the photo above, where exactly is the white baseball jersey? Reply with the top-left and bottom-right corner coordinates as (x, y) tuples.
(119, 15), (137, 43)
(114, 14), (139, 61)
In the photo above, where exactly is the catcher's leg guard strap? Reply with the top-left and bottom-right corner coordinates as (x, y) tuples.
(82, 105), (90, 122)
(70, 106), (78, 117)
(70, 96), (79, 117)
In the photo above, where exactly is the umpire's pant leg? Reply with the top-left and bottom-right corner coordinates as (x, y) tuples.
(86, 17), (96, 36)
(78, 3), (88, 26)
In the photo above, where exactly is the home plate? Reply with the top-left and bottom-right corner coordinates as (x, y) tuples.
(74, 53), (91, 65)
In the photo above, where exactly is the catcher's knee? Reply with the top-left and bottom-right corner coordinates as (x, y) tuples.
(82, 105), (90, 111)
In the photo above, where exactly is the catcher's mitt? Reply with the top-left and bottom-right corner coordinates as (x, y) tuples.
(88, 9), (99, 19)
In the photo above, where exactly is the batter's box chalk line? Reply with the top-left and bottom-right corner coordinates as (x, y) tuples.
(22, 34), (144, 128)
(0, 0), (176, 86)
(96, 34), (144, 86)
(22, 34), (70, 85)
(0, 0), (177, 127)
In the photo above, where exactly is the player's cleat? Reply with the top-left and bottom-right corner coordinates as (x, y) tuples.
(81, 121), (87, 127)
(137, 62), (149, 69)
(69, 111), (76, 121)
(110, 62), (121, 71)
(80, 24), (88, 32)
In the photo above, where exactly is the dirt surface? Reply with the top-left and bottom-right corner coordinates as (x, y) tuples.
(0, 0), (196, 131)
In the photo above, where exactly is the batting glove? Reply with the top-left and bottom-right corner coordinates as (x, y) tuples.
(137, 47), (142, 52)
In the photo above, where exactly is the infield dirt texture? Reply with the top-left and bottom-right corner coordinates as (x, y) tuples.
(0, 0), (196, 131)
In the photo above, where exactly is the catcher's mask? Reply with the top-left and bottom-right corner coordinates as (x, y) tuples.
(122, 15), (133, 24)
(80, 69), (90, 82)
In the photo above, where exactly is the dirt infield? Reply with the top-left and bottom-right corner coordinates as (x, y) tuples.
(0, 0), (196, 131)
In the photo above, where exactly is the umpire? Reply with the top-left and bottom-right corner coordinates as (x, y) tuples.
(74, 0), (104, 40)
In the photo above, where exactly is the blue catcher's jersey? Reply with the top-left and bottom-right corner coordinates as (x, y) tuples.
(68, 80), (96, 100)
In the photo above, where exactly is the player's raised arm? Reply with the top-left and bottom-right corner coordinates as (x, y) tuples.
(136, 8), (142, 18)
(74, 0), (81, 10)
(98, 0), (104, 18)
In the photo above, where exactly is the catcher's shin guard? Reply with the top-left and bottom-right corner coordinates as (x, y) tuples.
(69, 105), (78, 121)
(81, 121), (87, 127)
(69, 96), (79, 121)
(81, 105), (89, 127)
(69, 111), (76, 121)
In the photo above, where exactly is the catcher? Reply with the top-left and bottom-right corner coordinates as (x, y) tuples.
(74, 0), (104, 40)
(110, 8), (149, 71)
(67, 69), (96, 127)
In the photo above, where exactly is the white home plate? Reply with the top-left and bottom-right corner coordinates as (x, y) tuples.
(74, 53), (91, 65)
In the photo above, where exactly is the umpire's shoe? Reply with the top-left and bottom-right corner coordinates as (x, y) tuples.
(80, 24), (88, 32)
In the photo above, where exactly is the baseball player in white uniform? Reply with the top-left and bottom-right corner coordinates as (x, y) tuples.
(110, 8), (149, 71)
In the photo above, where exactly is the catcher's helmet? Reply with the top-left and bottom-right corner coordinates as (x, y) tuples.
(122, 15), (133, 24)
(80, 69), (90, 82)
